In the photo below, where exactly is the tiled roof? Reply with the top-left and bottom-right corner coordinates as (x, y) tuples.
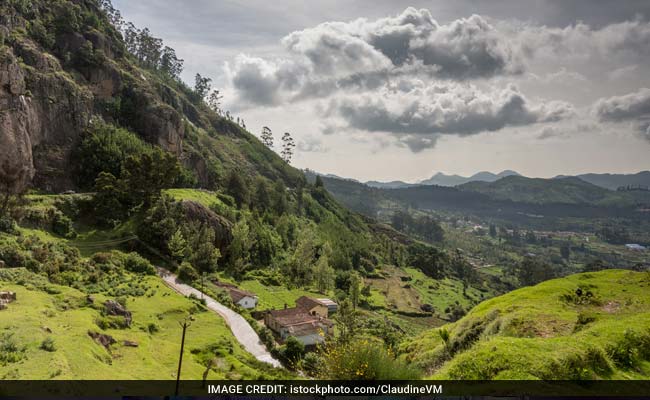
(228, 288), (257, 303)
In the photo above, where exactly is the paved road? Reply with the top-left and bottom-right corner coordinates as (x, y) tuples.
(157, 268), (281, 368)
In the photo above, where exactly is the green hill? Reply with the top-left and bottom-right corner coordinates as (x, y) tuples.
(0, 238), (290, 380)
(459, 176), (648, 206)
(400, 269), (650, 379)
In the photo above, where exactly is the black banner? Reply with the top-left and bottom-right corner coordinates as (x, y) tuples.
(0, 380), (650, 398)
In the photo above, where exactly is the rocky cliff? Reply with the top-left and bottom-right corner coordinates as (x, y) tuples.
(0, 1), (225, 192)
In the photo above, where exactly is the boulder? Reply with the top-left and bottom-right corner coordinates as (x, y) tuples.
(0, 291), (16, 301)
(88, 331), (116, 349)
(123, 340), (139, 347)
(104, 300), (132, 327)
(181, 200), (233, 250)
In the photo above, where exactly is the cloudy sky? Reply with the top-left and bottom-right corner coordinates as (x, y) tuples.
(113, 0), (650, 182)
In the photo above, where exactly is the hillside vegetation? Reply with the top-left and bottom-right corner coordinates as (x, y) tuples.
(400, 269), (650, 379)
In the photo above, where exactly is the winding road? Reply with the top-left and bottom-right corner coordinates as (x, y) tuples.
(157, 267), (281, 368)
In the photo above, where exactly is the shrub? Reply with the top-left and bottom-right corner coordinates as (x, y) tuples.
(52, 212), (77, 238)
(301, 352), (323, 376)
(0, 216), (17, 234)
(40, 337), (56, 352)
(178, 261), (199, 282)
(124, 253), (155, 275)
(319, 339), (421, 380)
(282, 337), (304, 364)
(0, 333), (25, 365)
(574, 312), (597, 332)
(607, 329), (650, 369)
(147, 323), (160, 334)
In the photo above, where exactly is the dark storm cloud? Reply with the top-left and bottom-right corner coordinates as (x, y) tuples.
(332, 84), (575, 151)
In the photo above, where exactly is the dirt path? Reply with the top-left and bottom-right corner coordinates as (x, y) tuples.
(157, 267), (281, 368)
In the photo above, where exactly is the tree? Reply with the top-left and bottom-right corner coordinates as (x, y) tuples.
(194, 73), (212, 99)
(254, 179), (270, 212)
(229, 219), (253, 275)
(260, 126), (273, 148)
(334, 299), (359, 344)
(516, 256), (554, 286)
(288, 226), (318, 287)
(560, 244), (571, 261)
(168, 228), (188, 262)
(281, 132), (295, 163)
(207, 90), (223, 114)
(160, 46), (184, 79)
(313, 242), (335, 293)
(489, 224), (497, 238)
(226, 171), (249, 207)
(349, 272), (361, 309)
(408, 243), (445, 279)
(93, 171), (127, 226)
(121, 149), (180, 208)
(184, 223), (221, 273)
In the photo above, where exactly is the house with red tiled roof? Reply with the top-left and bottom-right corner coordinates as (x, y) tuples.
(264, 300), (335, 345)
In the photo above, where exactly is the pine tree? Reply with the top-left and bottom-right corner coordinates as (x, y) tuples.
(281, 132), (295, 163)
(168, 228), (188, 262)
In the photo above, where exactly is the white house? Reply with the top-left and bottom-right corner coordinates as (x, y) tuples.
(229, 288), (258, 309)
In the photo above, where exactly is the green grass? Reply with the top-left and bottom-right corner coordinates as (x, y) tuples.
(237, 280), (326, 311)
(400, 269), (650, 380)
(0, 270), (289, 380)
(165, 189), (226, 209)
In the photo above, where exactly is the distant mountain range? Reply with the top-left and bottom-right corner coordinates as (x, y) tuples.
(554, 171), (650, 191)
(365, 170), (522, 188)
(363, 170), (650, 191)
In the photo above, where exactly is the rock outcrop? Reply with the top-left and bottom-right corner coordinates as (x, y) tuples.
(0, 6), (187, 192)
(104, 300), (132, 327)
(181, 200), (233, 250)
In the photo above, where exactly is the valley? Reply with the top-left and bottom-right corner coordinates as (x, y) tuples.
(0, 0), (649, 387)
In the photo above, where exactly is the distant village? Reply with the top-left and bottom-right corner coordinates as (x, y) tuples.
(214, 281), (337, 346)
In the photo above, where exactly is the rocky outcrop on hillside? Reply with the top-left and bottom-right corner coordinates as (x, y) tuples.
(181, 200), (233, 250)
(0, 5), (187, 192)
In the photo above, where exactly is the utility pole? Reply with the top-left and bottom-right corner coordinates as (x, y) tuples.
(175, 316), (191, 396)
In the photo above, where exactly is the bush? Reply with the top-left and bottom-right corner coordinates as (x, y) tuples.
(319, 339), (421, 380)
(0, 216), (17, 234)
(607, 329), (650, 369)
(301, 352), (323, 376)
(40, 337), (56, 352)
(147, 323), (160, 334)
(52, 212), (77, 239)
(124, 253), (155, 275)
(282, 336), (304, 364)
(178, 261), (198, 282)
(0, 333), (25, 365)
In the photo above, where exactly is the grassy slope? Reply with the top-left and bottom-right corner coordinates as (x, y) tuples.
(0, 269), (287, 380)
(401, 269), (650, 379)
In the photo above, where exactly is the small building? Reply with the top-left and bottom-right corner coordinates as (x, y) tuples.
(296, 296), (327, 317)
(295, 296), (338, 317)
(228, 288), (258, 309)
(626, 244), (646, 251)
(264, 307), (334, 346)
